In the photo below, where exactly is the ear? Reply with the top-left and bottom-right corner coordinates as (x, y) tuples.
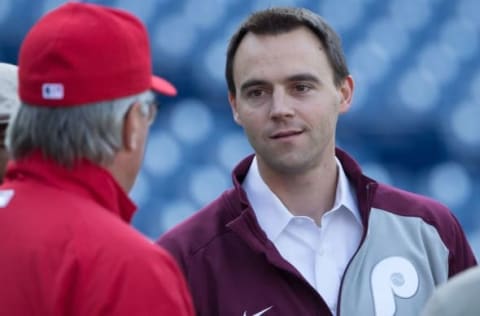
(123, 103), (141, 151)
(338, 75), (354, 113)
(228, 92), (242, 125)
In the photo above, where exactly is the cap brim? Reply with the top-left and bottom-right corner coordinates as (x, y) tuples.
(151, 75), (177, 96)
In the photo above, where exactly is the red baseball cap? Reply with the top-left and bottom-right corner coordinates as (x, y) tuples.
(18, 2), (177, 107)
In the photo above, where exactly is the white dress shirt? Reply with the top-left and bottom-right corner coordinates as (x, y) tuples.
(243, 156), (363, 315)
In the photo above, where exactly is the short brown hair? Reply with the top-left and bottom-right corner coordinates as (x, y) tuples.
(226, 7), (349, 96)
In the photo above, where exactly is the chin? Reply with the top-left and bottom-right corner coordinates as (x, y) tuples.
(266, 155), (314, 175)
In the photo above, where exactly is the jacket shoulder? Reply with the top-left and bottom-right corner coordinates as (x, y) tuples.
(157, 189), (238, 266)
(372, 183), (476, 274)
(373, 182), (452, 220)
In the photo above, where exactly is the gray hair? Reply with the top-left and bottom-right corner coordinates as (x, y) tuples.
(6, 90), (154, 167)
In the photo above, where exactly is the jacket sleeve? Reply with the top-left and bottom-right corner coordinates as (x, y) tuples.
(447, 213), (477, 277)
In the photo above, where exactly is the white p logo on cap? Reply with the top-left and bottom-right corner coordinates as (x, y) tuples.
(42, 83), (64, 100)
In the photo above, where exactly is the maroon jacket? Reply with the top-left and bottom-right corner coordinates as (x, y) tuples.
(158, 149), (476, 316)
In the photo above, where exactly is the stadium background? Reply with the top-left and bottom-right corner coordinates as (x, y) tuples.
(1, 0), (480, 256)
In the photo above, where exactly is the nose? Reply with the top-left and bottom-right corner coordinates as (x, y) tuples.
(270, 89), (294, 119)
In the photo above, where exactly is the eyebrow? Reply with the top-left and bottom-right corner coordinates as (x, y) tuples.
(285, 73), (320, 84)
(239, 73), (321, 94)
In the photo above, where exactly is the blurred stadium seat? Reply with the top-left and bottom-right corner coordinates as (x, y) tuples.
(2, 0), (479, 257)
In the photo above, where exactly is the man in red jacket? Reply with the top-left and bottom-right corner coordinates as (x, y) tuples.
(0, 3), (194, 316)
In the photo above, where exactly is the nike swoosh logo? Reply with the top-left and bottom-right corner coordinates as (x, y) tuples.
(243, 306), (273, 316)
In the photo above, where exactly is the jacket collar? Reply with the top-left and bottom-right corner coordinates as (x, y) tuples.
(4, 151), (136, 222)
(228, 148), (377, 238)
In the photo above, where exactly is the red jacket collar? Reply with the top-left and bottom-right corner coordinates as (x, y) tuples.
(4, 151), (136, 222)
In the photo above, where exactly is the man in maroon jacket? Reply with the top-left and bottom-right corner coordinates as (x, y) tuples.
(158, 7), (476, 316)
(0, 3), (194, 315)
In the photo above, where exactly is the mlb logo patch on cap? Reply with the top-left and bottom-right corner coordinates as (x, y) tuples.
(42, 83), (64, 100)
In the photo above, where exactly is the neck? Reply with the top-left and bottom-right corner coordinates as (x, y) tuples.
(257, 156), (338, 224)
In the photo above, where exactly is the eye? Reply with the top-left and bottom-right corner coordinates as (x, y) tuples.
(293, 83), (312, 93)
(246, 88), (265, 98)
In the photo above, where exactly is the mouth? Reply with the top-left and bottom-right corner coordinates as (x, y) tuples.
(270, 129), (303, 139)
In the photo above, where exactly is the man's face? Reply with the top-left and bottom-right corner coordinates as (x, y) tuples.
(229, 27), (353, 175)
(114, 101), (156, 193)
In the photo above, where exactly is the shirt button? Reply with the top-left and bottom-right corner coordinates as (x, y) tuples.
(318, 248), (324, 256)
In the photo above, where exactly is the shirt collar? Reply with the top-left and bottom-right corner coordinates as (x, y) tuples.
(333, 156), (362, 225)
(243, 156), (361, 241)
